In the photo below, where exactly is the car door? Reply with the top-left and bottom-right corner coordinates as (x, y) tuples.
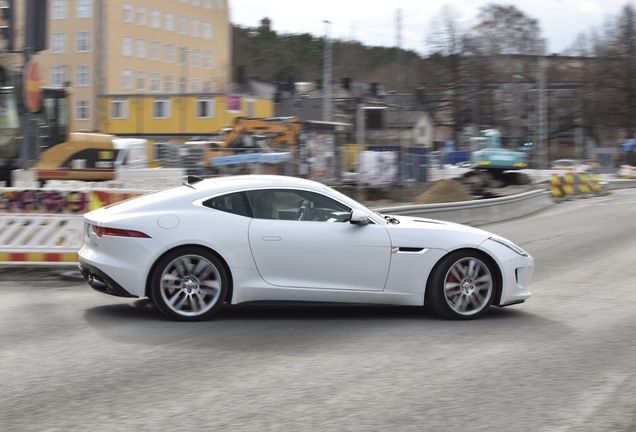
(247, 189), (392, 291)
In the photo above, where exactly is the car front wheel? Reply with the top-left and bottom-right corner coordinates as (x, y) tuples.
(428, 250), (497, 320)
(150, 247), (228, 321)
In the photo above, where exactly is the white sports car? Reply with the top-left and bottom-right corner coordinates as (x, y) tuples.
(79, 175), (533, 321)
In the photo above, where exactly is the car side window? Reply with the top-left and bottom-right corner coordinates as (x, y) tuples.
(203, 192), (250, 217)
(247, 189), (351, 222)
(246, 190), (280, 219)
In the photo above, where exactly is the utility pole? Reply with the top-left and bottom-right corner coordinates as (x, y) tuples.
(395, 8), (403, 91)
(538, 55), (547, 169)
(322, 20), (332, 122)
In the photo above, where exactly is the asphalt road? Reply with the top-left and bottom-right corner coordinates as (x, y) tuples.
(1, 189), (636, 432)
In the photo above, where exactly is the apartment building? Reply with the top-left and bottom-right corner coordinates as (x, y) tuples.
(34, 0), (234, 132)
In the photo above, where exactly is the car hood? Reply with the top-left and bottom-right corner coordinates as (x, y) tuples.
(383, 214), (495, 250)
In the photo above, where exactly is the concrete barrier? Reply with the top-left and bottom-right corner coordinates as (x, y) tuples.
(375, 190), (553, 226)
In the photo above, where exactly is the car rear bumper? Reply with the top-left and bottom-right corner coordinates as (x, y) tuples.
(79, 260), (137, 298)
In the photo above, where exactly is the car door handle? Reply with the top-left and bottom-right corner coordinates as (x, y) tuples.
(262, 236), (281, 241)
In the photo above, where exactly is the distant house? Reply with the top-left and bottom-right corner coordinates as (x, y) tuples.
(274, 80), (435, 149)
(364, 109), (434, 148)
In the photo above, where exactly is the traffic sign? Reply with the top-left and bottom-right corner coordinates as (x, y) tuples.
(23, 60), (42, 113)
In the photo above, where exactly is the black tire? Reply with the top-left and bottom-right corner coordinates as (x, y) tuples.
(427, 250), (497, 320)
(150, 247), (228, 321)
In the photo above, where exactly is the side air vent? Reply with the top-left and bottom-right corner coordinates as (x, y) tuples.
(399, 247), (425, 252)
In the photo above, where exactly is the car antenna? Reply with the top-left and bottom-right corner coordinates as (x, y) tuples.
(184, 175), (204, 188)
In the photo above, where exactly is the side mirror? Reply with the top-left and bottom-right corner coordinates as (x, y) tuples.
(349, 209), (370, 225)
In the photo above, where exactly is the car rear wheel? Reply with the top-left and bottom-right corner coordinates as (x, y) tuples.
(150, 247), (228, 321)
(428, 250), (496, 320)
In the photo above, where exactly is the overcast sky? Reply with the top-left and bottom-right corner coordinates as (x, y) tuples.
(228, 0), (631, 54)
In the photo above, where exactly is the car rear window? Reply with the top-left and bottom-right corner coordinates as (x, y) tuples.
(203, 192), (250, 217)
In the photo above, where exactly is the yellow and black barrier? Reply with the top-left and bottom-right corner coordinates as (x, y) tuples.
(550, 172), (604, 201)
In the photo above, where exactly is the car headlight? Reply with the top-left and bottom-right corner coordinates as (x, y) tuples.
(488, 236), (529, 257)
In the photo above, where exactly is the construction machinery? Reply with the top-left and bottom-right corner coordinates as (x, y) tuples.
(463, 129), (530, 194)
(1, 65), (160, 185)
(470, 129), (528, 171)
(203, 116), (302, 170)
(32, 132), (151, 182)
(0, 80), (69, 186)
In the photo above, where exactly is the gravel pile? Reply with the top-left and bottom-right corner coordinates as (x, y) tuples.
(414, 179), (473, 204)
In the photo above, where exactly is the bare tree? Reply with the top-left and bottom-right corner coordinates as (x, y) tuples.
(594, 4), (636, 139)
(427, 5), (464, 57)
(425, 5), (467, 144)
(468, 4), (543, 56)
(564, 32), (591, 57)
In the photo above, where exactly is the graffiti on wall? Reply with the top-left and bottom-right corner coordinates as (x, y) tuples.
(0, 190), (140, 214)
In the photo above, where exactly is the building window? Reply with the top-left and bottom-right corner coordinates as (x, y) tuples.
(191, 49), (200, 68)
(122, 36), (132, 56)
(164, 44), (174, 63)
(136, 71), (146, 91)
(150, 73), (160, 92)
(191, 19), (200, 37)
(204, 0), (212, 9)
(179, 47), (188, 65)
(122, 69), (132, 90)
(153, 99), (170, 118)
(196, 98), (213, 118)
(191, 79), (201, 93)
(137, 39), (147, 59)
(75, 65), (90, 87)
(193, 0), (201, 6)
(203, 81), (213, 92)
(203, 52), (212, 69)
(111, 99), (129, 119)
(51, 66), (67, 87)
(137, 6), (147, 25)
(51, 33), (66, 53)
(165, 12), (174, 31)
(151, 41), (161, 61)
(52, 0), (67, 20)
(76, 31), (91, 52)
(75, 100), (90, 121)
(178, 16), (188, 35)
(151, 9), (161, 29)
(179, 77), (187, 93)
(217, 0), (225, 9)
(203, 22), (212, 40)
(122, 3), (133, 22)
(164, 75), (174, 93)
(76, 0), (91, 18)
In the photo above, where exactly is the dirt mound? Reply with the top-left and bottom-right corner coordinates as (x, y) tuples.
(414, 179), (473, 204)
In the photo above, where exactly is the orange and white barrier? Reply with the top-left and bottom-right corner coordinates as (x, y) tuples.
(549, 174), (563, 201)
(0, 214), (83, 266)
(618, 165), (636, 179)
(0, 187), (144, 266)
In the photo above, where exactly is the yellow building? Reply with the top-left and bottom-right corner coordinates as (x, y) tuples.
(27, 0), (272, 138)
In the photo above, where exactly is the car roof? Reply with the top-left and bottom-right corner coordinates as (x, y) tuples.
(190, 175), (327, 192)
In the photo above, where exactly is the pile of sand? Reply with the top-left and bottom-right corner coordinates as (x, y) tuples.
(414, 179), (473, 204)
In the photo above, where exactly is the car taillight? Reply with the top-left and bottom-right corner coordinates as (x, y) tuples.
(92, 225), (150, 238)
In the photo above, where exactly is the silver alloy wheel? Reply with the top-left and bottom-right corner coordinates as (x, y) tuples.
(443, 257), (493, 316)
(159, 254), (223, 318)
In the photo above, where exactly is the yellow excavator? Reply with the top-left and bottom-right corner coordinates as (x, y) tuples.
(203, 116), (303, 172)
